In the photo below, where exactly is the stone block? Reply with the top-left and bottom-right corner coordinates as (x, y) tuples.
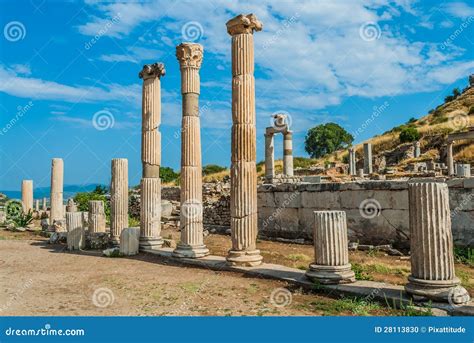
(451, 211), (474, 247)
(274, 191), (301, 208)
(301, 191), (340, 209)
(120, 227), (140, 256)
(463, 178), (474, 188)
(257, 191), (276, 207)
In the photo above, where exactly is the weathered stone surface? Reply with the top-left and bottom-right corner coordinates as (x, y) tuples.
(456, 164), (471, 177)
(301, 191), (340, 209)
(140, 178), (163, 250)
(110, 158), (128, 245)
(66, 212), (85, 250)
(88, 200), (106, 233)
(21, 180), (33, 213)
(274, 191), (301, 208)
(65, 198), (77, 212)
(50, 158), (64, 224)
(120, 227), (140, 256)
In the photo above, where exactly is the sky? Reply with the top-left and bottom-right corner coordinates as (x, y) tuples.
(0, 0), (473, 192)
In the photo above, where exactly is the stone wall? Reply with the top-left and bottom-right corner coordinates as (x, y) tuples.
(161, 187), (180, 202)
(257, 178), (474, 249)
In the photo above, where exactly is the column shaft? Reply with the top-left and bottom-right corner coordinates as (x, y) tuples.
(66, 212), (84, 250)
(140, 177), (163, 250)
(88, 200), (106, 233)
(50, 158), (64, 230)
(264, 132), (274, 181)
(110, 158), (128, 245)
(283, 131), (294, 176)
(363, 143), (372, 174)
(21, 180), (33, 213)
(447, 142), (454, 175)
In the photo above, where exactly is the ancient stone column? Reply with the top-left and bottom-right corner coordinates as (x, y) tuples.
(226, 14), (263, 267)
(35, 199), (39, 212)
(357, 168), (364, 178)
(456, 163), (471, 177)
(283, 131), (294, 176)
(363, 143), (372, 174)
(66, 212), (85, 250)
(66, 198), (77, 212)
(88, 200), (106, 233)
(21, 180), (33, 213)
(42, 197), (47, 211)
(140, 178), (163, 251)
(50, 158), (64, 223)
(348, 148), (356, 176)
(139, 63), (165, 179)
(414, 141), (421, 158)
(306, 211), (355, 284)
(264, 130), (274, 182)
(110, 158), (128, 246)
(447, 142), (454, 175)
(406, 182), (470, 304)
(172, 42), (209, 258)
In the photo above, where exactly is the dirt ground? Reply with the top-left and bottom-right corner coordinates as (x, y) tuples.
(0, 228), (470, 316)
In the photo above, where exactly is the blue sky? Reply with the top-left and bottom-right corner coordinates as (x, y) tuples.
(0, 0), (473, 192)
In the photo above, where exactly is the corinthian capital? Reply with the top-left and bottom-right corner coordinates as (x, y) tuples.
(139, 63), (166, 80)
(226, 13), (262, 35)
(176, 43), (203, 69)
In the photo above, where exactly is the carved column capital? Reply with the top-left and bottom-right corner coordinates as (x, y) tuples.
(176, 43), (203, 69)
(226, 13), (262, 36)
(139, 63), (166, 80)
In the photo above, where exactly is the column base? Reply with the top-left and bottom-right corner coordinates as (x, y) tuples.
(139, 237), (164, 252)
(405, 275), (470, 304)
(172, 244), (209, 258)
(305, 263), (355, 284)
(226, 249), (263, 267)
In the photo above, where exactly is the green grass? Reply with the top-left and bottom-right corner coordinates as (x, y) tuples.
(286, 253), (311, 262)
(301, 297), (383, 316)
(352, 263), (374, 281)
(454, 247), (474, 267)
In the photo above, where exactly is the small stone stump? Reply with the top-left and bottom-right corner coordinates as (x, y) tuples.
(306, 210), (355, 284)
(120, 227), (140, 256)
(66, 212), (85, 250)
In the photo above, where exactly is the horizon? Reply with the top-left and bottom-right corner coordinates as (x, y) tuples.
(1, 0), (474, 191)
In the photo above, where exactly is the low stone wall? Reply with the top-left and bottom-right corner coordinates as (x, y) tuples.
(162, 187), (180, 202)
(257, 178), (474, 249)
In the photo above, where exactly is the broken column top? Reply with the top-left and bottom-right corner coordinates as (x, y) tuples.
(139, 63), (166, 80)
(176, 43), (203, 69)
(226, 13), (262, 35)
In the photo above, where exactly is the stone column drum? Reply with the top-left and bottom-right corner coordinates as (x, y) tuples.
(226, 14), (263, 267)
(363, 143), (373, 174)
(21, 180), (33, 213)
(348, 148), (356, 176)
(406, 182), (470, 304)
(66, 212), (85, 250)
(456, 163), (471, 177)
(88, 200), (106, 233)
(283, 131), (294, 176)
(139, 63), (165, 179)
(173, 42), (209, 258)
(140, 178), (163, 250)
(447, 142), (454, 175)
(50, 158), (64, 223)
(264, 130), (274, 182)
(110, 158), (128, 246)
(306, 211), (355, 284)
(35, 199), (39, 212)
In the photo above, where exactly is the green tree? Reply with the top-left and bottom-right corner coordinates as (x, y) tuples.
(160, 167), (179, 183)
(399, 126), (420, 143)
(304, 123), (353, 158)
(202, 164), (227, 176)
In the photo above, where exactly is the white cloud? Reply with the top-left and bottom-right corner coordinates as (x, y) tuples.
(99, 46), (163, 64)
(442, 2), (474, 19)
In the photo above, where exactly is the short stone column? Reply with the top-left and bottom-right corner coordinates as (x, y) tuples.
(42, 197), (47, 211)
(66, 198), (77, 212)
(226, 14), (263, 267)
(173, 42), (209, 258)
(406, 182), (470, 304)
(140, 178), (163, 250)
(50, 158), (64, 225)
(35, 199), (39, 212)
(363, 143), (372, 174)
(66, 212), (85, 250)
(456, 163), (471, 177)
(306, 211), (355, 284)
(447, 142), (454, 175)
(21, 180), (33, 213)
(414, 141), (421, 158)
(139, 63), (165, 179)
(110, 158), (128, 246)
(357, 168), (364, 178)
(264, 130), (274, 182)
(88, 200), (106, 233)
(348, 148), (356, 176)
(283, 131), (294, 176)
(120, 227), (140, 256)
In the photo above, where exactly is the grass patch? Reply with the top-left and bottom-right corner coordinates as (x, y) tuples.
(352, 263), (374, 281)
(304, 297), (383, 316)
(454, 247), (474, 267)
(286, 253), (311, 262)
(180, 282), (201, 294)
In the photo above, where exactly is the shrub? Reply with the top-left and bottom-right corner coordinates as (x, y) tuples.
(399, 127), (421, 143)
(160, 167), (179, 183)
(12, 210), (33, 228)
(202, 164), (226, 175)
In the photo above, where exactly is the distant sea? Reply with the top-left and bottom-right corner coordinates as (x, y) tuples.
(1, 184), (104, 200)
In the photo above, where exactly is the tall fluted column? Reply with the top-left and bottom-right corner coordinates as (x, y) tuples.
(306, 211), (355, 284)
(283, 131), (294, 176)
(21, 180), (33, 213)
(447, 142), (454, 175)
(406, 182), (470, 304)
(88, 200), (106, 233)
(264, 130), (274, 182)
(110, 158), (128, 246)
(226, 14), (263, 266)
(50, 158), (64, 228)
(348, 148), (356, 176)
(140, 178), (163, 250)
(363, 143), (372, 174)
(173, 43), (209, 258)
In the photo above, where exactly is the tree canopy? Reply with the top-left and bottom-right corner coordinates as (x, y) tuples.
(304, 123), (353, 158)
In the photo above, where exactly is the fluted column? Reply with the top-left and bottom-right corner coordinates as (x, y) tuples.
(172, 43), (209, 258)
(110, 158), (128, 246)
(406, 182), (470, 304)
(306, 211), (355, 284)
(66, 211), (85, 250)
(140, 178), (163, 250)
(50, 158), (64, 224)
(447, 142), (454, 175)
(264, 130), (274, 182)
(226, 14), (263, 266)
(21, 180), (33, 213)
(88, 200), (106, 233)
(283, 131), (294, 176)
(363, 143), (372, 174)
(349, 148), (356, 176)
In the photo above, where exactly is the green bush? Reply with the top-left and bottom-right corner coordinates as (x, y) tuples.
(202, 164), (226, 175)
(11, 210), (33, 228)
(160, 167), (179, 183)
(74, 189), (109, 217)
(399, 127), (421, 143)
